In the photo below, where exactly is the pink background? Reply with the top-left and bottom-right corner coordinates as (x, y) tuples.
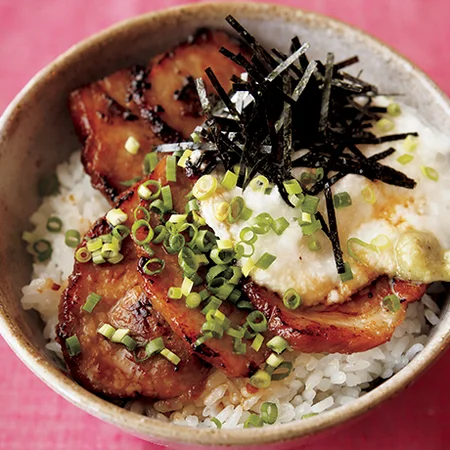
(1, 0), (450, 448)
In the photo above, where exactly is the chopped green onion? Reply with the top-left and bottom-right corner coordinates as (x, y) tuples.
(217, 239), (233, 250)
(396, 154), (414, 165)
(97, 323), (115, 339)
(149, 199), (165, 215)
(161, 185), (173, 210)
(255, 252), (277, 270)
(283, 179), (302, 195)
(121, 335), (137, 350)
(235, 241), (255, 258)
(221, 170), (238, 190)
(86, 237), (102, 252)
(46, 216), (63, 233)
(160, 348), (181, 365)
(75, 247), (91, 263)
(308, 239), (321, 252)
(301, 212), (312, 223)
(249, 175), (269, 192)
(271, 217), (290, 236)
(111, 328), (129, 343)
(22, 231), (36, 244)
(246, 310), (267, 332)
(168, 287), (182, 300)
(211, 418), (222, 429)
(101, 234), (112, 244)
(181, 277), (194, 296)
(267, 336), (290, 354)
(186, 199), (199, 213)
(124, 136), (140, 154)
(300, 217), (322, 236)
(201, 296), (222, 315)
(289, 193), (304, 208)
(108, 253), (124, 265)
(421, 166), (439, 181)
(242, 258), (256, 277)
(142, 258), (165, 276)
(152, 225), (169, 244)
(179, 247), (199, 276)
(249, 370), (271, 389)
(92, 250), (106, 265)
(403, 135), (418, 152)
(168, 214), (188, 224)
(339, 262), (353, 282)
(223, 266), (242, 285)
(283, 288), (301, 310)
(177, 149), (192, 168)
(266, 353), (284, 368)
(186, 292), (202, 309)
(375, 118), (394, 132)
(300, 171), (316, 185)
(101, 242), (119, 259)
(251, 333), (264, 352)
(237, 300), (254, 310)
(146, 337), (165, 356)
(333, 192), (352, 209)
(106, 208), (128, 227)
(214, 202), (230, 222)
(261, 402), (278, 425)
(271, 361), (293, 381)
(226, 325), (246, 339)
(201, 321), (224, 339)
(138, 180), (161, 200)
(233, 338), (247, 354)
(131, 219), (154, 245)
(192, 175), (217, 200)
(82, 292), (102, 313)
(244, 414), (264, 428)
(143, 152), (158, 175)
(112, 224), (130, 241)
(387, 102), (401, 117)
(240, 206), (253, 221)
(193, 230), (216, 252)
(194, 333), (213, 347)
(383, 294), (401, 312)
(240, 227), (257, 244)
(166, 155), (177, 182)
(210, 248), (234, 265)
(65, 335), (81, 357)
(228, 196), (246, 223)
(347, 237), (377, 263)
(302, 195), (320, 215)
(361, 185), (376, 204)
(371, 234), (392, 250)
(65, 230), (81, 248)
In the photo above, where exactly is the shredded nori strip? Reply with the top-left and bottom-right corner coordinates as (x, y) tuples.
(179, 15), (418, 276)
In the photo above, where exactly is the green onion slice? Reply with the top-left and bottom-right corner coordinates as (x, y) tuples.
(186, 292), (202, 309)
(138, 180), (161, 201)
(421, 166), (439, 181)
(192, 175), (217, 200)
(308, 239), (321, 252)
(347, 237), (378, 264)
(46, 216), (63, 233)
(164, 233), (185, 254)
(166, 155), (177, 182)
(371, 234), (392, 250)
(272, 217), (290, 236)
(168, 287), (183, 300)
(261, 402), (278, 425)
(142, 258), (165, 276)
(82, 292), (102, 313)
(246, 310), (268, 332)
(160, 348), (181, 365)
(249, 175), (269, 192)
(244, 414), (264, 428)
(251, 333), (264, 352)
(283, 288), (301, 310)
(221, 170), (238, 190)
(302, 195), (320, 215)
(228, 196), (246, 223)
(283, 179), (302, 195)
(361, 186), (376, 204)
(161, 185), (173, 210)
(267, 336), (290, 354)
(383, 294), (401, 312)
(255, 252), (277, 270)
(397, 154), (414, 165)
(333, 192), (352, 209)
(132, 220), (154, 245)
(271, 361), (293, 381)
(65, 335), (81, 357)
(65, 230), (81, 248)
(75, 247), (91, 263)
(211, 418), (222, 429)
(214, 202), (230, 222)
(339, 262), (354, 282)
(249, 370), (271, 389)
(179, 247), (199, 277)
(97, 323), (115, 339)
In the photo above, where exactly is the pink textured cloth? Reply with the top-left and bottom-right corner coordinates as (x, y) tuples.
(1, 0), (450, 449)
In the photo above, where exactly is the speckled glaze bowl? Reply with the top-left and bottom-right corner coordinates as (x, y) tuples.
(0, 2), (449, 449)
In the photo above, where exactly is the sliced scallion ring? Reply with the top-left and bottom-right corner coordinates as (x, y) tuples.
(32, 238), (53, 262)
(249, 175), (269, 192)
(75, 247), (91, 263)
(46, 216), (63, 233)
(142, 258), (165, 276)
(347, 237), (378, 264)
(228, 196), (246, 223)
(249, 370), (271, 389)
(192, 175), (217, 200)
(132, 220), (154, 245)
(261, 402), (278, 425)
(65, 335), (81, 357)
(65, 230), (81, 248)
(283, 288), (301, 310)
(246, 310), (268, 332)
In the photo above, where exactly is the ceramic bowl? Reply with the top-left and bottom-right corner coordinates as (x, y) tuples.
(0, 2), (449, 449)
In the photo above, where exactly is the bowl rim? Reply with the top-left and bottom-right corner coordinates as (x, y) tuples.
(1, 1), (450, 446)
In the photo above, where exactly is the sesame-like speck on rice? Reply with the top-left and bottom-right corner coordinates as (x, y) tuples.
(20, 150), (442, 428)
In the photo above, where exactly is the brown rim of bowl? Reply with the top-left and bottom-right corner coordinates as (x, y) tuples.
(0, 2), (449, 447)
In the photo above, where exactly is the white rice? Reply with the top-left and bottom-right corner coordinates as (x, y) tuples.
(20, 151), (441, 428)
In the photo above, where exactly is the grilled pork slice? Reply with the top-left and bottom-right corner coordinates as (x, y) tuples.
(57, 189), (210, 401)
(136, 159), (269, 378)
(69, 29), (244, 204)
(243, 277), (427, 354)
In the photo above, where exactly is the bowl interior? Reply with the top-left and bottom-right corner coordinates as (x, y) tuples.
(0, 2), (449, 448)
